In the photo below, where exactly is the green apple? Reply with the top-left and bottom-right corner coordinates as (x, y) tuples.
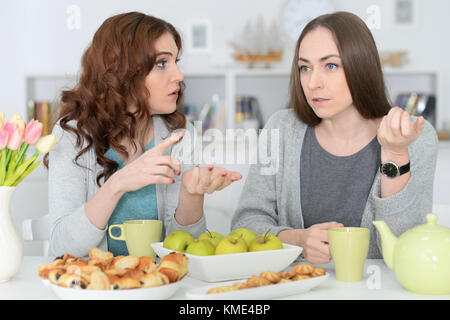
(163, 230), (195, 252)
(185, 239), (216, 256)
(249, 233), (283, 252)
(215, 235), (248, 255)
(197, 230), (224, 247)
(228, 228), (257, 247)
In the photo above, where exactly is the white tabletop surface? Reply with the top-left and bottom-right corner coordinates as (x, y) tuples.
(1, 257), (448, 300)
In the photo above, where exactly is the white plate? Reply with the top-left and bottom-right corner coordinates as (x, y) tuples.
(186, 273), (329, 300)
(43, 279), (182, 300)
(151, 242), (302, 282)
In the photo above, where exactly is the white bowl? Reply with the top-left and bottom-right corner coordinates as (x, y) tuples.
(43, 279), (183, 300)
(151, 242), (302, 282)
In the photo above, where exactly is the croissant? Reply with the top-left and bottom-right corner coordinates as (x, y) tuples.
(140, 271), (170, 288)
(111, 255), (140, 270)
(87, 270), (111, 290)
(37, 263), (64, 279)
(48, 268), (66, 285)
(111, 276), (141, 290)
(157, 252), (189, 283)
(66, 265), (102, 282)
(57, 273), (89, 289)
(137, 256), (158, 273)
(89, 248), (114, 264)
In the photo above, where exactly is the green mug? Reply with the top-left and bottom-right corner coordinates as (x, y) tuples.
(328, 227), (370, 282)
(108, 219), (162, 258)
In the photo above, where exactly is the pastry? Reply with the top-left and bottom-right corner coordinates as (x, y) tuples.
(293, 263), (315, 275)
(38, 248), (189, 291)
(111, 276), (141, 290)
(207, 285), (237, 294)
(66, 265), (102, 282)
(246, 275), (272, 288)
(89, 248), (114, 264)
(157, 252), (189, 283)
(87, 258), (109, 271)
(64, 260), (88, 270)
(311, 267), (326, 277)
(87, 270), (111, 290)
(279, 270), (296, 279)
(137, 256), (157, 273)
(292, 274), (311, 281)
(48, 268), (66, 285)
(231, 282), (247, 290)
(260, 271), (281, 284)
(139, 271), (170, 288)
(112, 255), (140, 270)
(57, 273), (89, 289)
(37, 263), (65, 279)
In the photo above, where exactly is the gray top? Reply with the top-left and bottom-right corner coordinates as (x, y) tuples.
(48, 115), (206, 257)
(231, 109), (438, 258)
(301, 126), (380, 229)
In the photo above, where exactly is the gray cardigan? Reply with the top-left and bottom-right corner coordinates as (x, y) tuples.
(48, 116), (206, 257)
(231, 109), (438, 258)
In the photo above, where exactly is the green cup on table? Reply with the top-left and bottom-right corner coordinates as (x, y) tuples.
(108, 219), (162, 258)
(328, 227), (370, 282)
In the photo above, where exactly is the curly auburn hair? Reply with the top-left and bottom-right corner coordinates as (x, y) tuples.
(45, 12), (186, 186)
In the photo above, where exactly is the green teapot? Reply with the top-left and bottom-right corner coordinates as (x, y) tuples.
(373, 213), (450, 295)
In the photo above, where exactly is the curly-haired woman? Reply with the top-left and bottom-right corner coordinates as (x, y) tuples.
(47, 12), (241, 257)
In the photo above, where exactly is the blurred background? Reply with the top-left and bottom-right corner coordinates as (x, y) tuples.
(1, 0), (449, 254)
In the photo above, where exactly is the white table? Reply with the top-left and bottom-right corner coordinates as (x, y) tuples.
(0, 257), (448, 300)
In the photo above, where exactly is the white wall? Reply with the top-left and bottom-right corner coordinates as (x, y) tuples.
(1, 0), (450, 128)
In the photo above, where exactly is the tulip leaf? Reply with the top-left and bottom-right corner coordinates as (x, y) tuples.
(13, 161), (40, 186)
(4, 150), (18, 183)
(0, 149), (6, 185)
(3, 153), (38, 186)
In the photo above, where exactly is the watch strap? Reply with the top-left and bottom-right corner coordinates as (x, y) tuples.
(398, 161), (410, 175)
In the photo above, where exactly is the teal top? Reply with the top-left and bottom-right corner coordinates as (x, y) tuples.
(105, 140), (158, 256)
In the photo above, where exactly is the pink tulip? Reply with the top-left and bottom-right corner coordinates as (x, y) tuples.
(0, 128), (9, 149)
(9, 114), (25, 132)
(4, 122), (23, 150)
(24, 119), (43, 144)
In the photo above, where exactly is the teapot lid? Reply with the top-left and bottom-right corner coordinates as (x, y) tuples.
(412, 213), (449, 233)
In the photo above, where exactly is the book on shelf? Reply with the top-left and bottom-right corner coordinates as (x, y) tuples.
(27, 100), (56, 136)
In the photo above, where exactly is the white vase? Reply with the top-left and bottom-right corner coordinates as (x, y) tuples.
(0, 186), (23, 282)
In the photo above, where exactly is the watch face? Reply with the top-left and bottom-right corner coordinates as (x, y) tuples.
(381, 162), (399, 178)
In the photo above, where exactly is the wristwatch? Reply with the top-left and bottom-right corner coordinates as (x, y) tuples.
(380, 161), (410, 179)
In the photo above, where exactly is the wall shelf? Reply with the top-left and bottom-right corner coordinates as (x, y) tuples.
(25, 68), (440, 130)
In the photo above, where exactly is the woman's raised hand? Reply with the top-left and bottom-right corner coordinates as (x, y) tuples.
(181, 164), (242, 195)
(377, 106), (425, 155)
(113, 132), (183, 193)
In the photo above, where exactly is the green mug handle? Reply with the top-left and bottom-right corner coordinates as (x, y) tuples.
(108, 224), (126, 241)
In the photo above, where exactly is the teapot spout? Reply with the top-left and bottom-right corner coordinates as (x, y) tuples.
(373, 220), (397, 270)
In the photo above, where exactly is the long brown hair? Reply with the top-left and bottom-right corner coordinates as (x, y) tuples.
(45, 12), (186, 186)
(289, 11), (391, 126)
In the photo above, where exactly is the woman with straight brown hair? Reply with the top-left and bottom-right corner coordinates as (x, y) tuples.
(232, 11), (438, 263)
(46, 12), (242, 257)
